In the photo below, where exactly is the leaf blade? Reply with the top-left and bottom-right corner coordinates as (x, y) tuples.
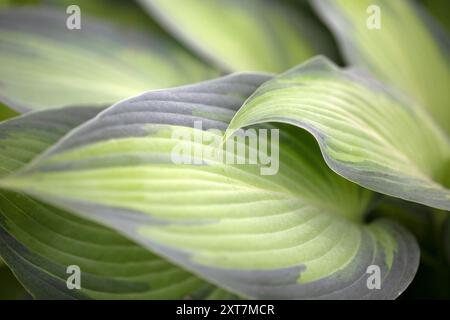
(139, 0), (333, 72)
(1, 73), (420, 299)
(227, 57), (450, 211)
(312, 0), (450, 136)
(0, 7), (217, 112)
(0, 106), (225, 299)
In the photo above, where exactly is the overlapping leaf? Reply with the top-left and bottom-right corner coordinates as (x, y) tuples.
(43, 0), (165, 32)
(0, 0), (40, 7)
(443, 216), (450, 265)
(312, 0), (450, 136)
(227, 57), (450, 211)
(422, 0), (450, 33)
(0, 73), (420, 299)
(138, 0), (334, 72)
(0, 103), (17, 122)
(0, 263), (26, 299)
(0, 7), (216, 112)
(0, 106), (228, 299)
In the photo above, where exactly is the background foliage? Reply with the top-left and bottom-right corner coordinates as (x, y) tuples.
(0, 0), (448, 299)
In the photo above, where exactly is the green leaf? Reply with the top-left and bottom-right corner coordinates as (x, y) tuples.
(422, 0), (450, 34)
(44, 0), (164, 32)
(370, 198), (435, 245)
(0, 73), (419, 299)
(312, 0), (450, 136)
(0, 7), (217, 112)
(0, 102), (18, 121)
(138, 0), (332, 72)
(443, 215), (450, 265)
(227, 57), (450, 211)
(0, 0), (40, 7)
(0, 106), (227, 299)
(0, 263), (27, 299)
(0, 192), (225, 299)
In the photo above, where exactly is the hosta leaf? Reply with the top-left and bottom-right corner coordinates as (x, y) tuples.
(0, 193), (226, 299)
(0, 7), (216, 112)
(0, 263), (27, 299)
(44, 0), (162, 31)
(0, 103), (18, 121)
(422, 0), (450, 33)
(444, 216), (450, 265)
(0, 106), (102, 175)
(138, 0), (332, 72)
(371, 198), (434, 245)
(0, 0), (40, 7)
(0, 107), (226, 299)
(0, 73), (419, 299)
(227, 57), (450, 211)
(312, 0), (450, 136)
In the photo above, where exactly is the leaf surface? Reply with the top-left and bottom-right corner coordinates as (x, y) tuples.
(227, 57), (450, 211)
(0, 73), (419, 299)
(0, 106), (226, 299)
(139, 0), (332, 72)
(312, 0), (450, 136)
(0, 7), (216, 112)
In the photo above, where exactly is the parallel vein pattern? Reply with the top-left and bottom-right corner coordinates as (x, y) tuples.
(0, 106), (225, 299)
(1, 73), (419, 299)
(228, 57), (450, 211)
(0, 7), (216, 112)
(138, 0), (333, 72)
(313, 0), (450, 136)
